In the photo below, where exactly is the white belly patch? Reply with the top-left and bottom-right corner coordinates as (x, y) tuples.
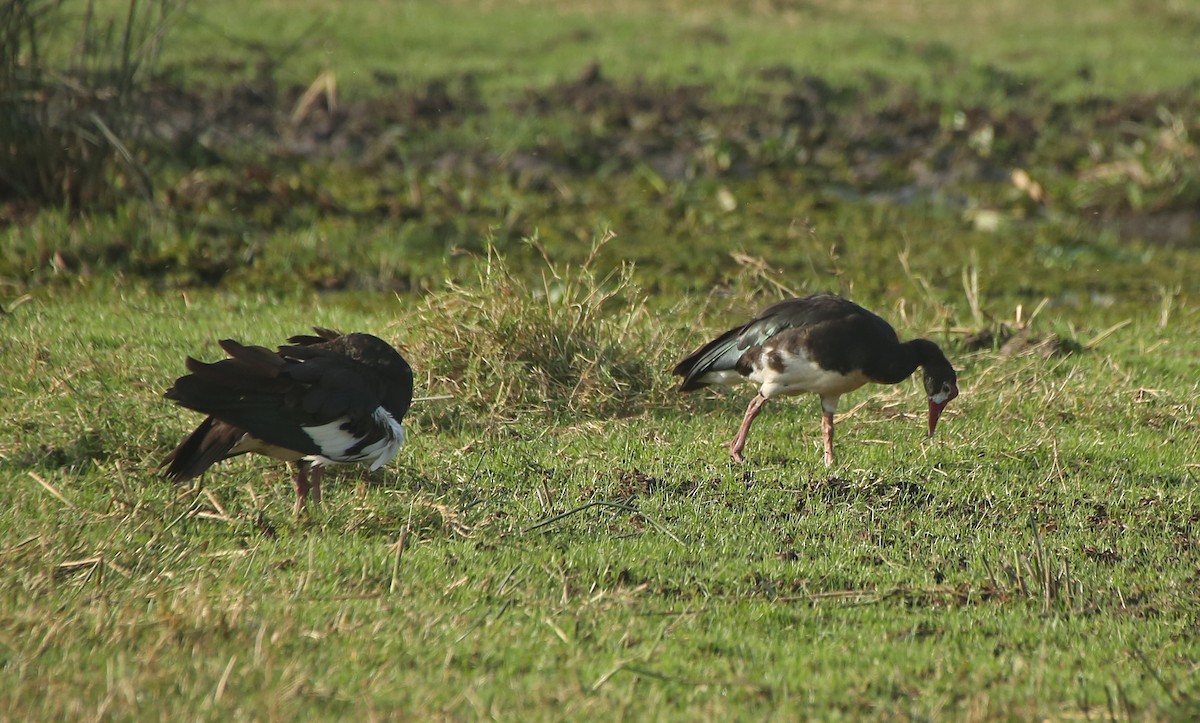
(745, 346), (868, 401)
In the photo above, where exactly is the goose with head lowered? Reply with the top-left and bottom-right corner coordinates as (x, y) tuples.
(161, 328), (414, 514)
(673, 294), (958, 466)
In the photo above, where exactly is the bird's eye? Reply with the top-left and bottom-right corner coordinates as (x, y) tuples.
(942, 383), (951, 394)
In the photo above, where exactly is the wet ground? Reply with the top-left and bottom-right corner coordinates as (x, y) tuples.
(4, 58), (1197, 293)
(141, 60), (1197, 239)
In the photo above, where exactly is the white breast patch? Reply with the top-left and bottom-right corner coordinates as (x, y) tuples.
(301, 406), (406, 470)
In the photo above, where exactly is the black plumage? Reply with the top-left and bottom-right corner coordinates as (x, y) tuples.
(161, 328), (414, 513)
(674, 294), (958, 465)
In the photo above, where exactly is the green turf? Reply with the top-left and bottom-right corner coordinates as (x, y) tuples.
(153, 0), (1200, 99)
(3, 271), (1200, 719)
(3, 0), (1200, 718)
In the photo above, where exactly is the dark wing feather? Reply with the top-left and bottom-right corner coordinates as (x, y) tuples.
(749, 295), (891, 338)
(160, 416), (246, 481)
(280, 333), (414, 424)
(761, 296), (903, 379)
(165, 359), (321, 456)
(672, 324), (747, 391)
(218, 339), (288, 374)
(286, 327), (343, 347)
(674, 294), (872, 390)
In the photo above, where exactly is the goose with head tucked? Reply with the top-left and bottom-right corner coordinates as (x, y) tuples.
(161, 328), (414, 514)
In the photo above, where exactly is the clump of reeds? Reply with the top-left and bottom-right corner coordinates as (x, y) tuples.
(0, 0), (176, 212)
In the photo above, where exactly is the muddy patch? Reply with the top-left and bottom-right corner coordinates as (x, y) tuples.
(6, 56), (1199, 287)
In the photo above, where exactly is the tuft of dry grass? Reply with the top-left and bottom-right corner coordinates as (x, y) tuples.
(403, 231), (671, 428)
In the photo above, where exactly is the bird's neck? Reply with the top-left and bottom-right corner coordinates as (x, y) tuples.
(870, 338), (942, 384)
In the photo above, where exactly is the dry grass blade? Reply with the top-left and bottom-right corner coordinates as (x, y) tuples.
(291, 70), (338, 123)
(1084, 319), (1132, 350)
(961, 260), (985, 328)
(0, 294), (34, 315)
(213, 655), (237, 703)
(28, 471), (78, 510)
(57, 556), (103, 571)
(389, 528), (409, 595)
(1, 536), (40, 556)
(523, 499), (684, 547)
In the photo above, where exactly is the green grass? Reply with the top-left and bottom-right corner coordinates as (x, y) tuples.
(3, 264), (1200, 719)
(153, 0), (1200, 100)
(4, 0), (1200, 718)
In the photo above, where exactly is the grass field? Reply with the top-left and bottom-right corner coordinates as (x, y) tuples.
(3, 0), (1200, 719)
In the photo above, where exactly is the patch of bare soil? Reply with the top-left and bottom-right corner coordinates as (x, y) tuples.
(962, 325), (1082, 357)
(7, 55), (1197, 282)
(137, 58), (1198, 237)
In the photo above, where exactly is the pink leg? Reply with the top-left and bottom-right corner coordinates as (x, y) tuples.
(725, 394), (768, 463)
(822, 411), (835, 467)
(293, 461), (311, 516)
(310, 465), (323, 505)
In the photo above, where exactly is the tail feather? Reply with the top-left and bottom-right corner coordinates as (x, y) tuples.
(160, 417), (245, 481)
(162, 376), (319, 456)
(165, 372), (285, 413)
(218, 340), (288, 375)
(672, 325), (748, 391)
(286, 327), (343, 347)
(164, 348), (321, 457)
(170, 343), (293, 401)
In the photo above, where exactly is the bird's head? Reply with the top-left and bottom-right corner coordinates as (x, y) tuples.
(923, 364), (959, 437)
